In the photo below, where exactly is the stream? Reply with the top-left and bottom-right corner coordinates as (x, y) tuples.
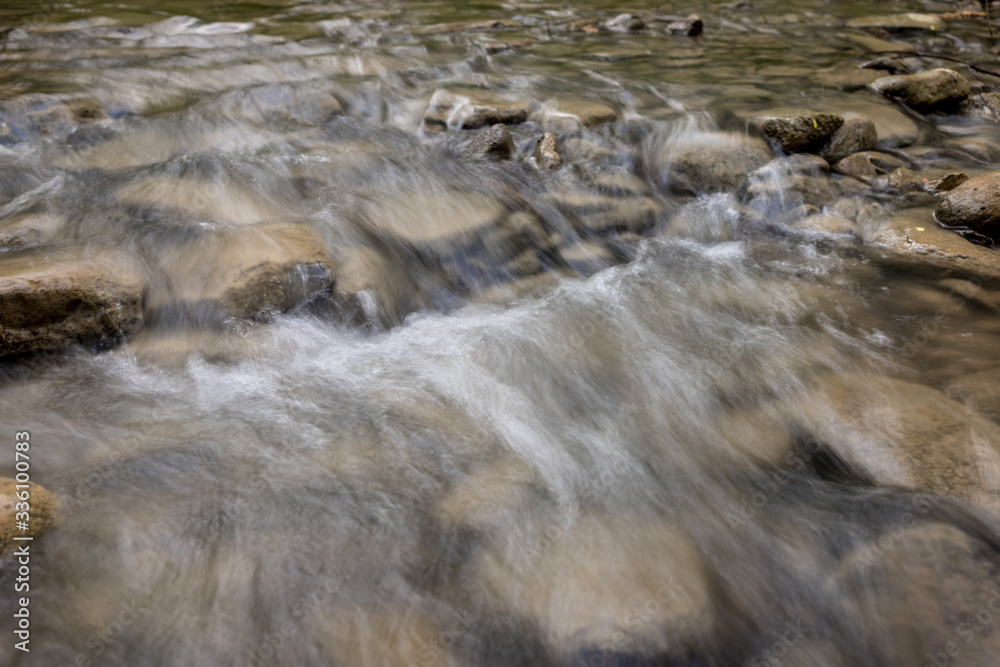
(2, 1), (1000, 666)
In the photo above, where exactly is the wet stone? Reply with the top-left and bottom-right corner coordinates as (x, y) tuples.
(0, 249), (145, 355)
(871, 68), (971, 112)
(465, 124), (515, 159)
(665, 14), (703, 37)
(536, 100), (619, 134)
(936, 170), (1000, 243)
(657, 132), (773, 195)
(818, 113), (878, 161)
(606, 14), (645, 32)
(0, 214), (63, 252)
(150, 222), (335, 325)
(754, 113), (844, 154)
(424, 90), (528, 130)
(0, 478), (60, 556)
(532, 132), (562, 171)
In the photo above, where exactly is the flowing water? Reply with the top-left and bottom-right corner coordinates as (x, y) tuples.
(2, 1), (1000, 665)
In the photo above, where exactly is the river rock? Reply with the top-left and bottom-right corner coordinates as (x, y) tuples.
(359, 188), (507, 249)
(332, 245), (422, 329)
(753, 113), (844, 154)
(795, 374), (1000, 516)
(874, 208), (1000, 281)
(0, 93), (107, 145)
(536, 100), (619, 133)
(0, 214), (63, 252)
(419, 18), (522, 34)
(474, 512), (712, 660)
(833, 523), (1000, 666)
(831, 151), (906, 181)
(552, 192), (662, 236)
(658, 132), (773, 195)
(151, 223), (334, 324)
(532, 132), (562, 170)
(936, 171), (1000, 242)
(665, 14), (703, 37)
(0, 250), (144, 355)
(871, 68), (971, 112)
(0, 478), (61, 556)
(845, 13), (945, 32)
(424, 90), (528, 130)
(961, 91), (1000, 124)
(606, 13), (644, 32)
(818, 113), (878, 161)
(465, 123), (514, 159)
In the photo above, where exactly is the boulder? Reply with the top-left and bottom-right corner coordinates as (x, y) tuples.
(0, 250), (144, 355)
(657, 132), (773, 195)
(753, 113), (844, 153)
(151, 223), (334, 324)
(465, 123), (514, 159)
(871, 68), (971, 112)
(818, 113), (878, 161)
(532, 132), (563, 170)
(0, 478), (61, 556)
(935, 170), (1000, 242)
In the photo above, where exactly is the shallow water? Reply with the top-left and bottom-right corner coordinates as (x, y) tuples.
(2, 1), (1000, 666)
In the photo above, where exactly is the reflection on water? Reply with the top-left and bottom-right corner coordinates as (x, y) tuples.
(1, 1), (1000, 666)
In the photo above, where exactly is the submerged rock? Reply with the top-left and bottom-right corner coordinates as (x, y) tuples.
(845, 13), (945, 32)
(0, 250), (144, 355)
(871, 68), (971, 112)
(532, 132), (562, 170)
(536, 100), (619, 134)
(935, 171), (1000, 242)
(606, 13), (645, 32)
(796, 374), (1000, 516)
(0, 214), (63, 252)
(0, 478), (60, 556)
(151, 223), (335, 324)
(658, 132), (773, 195)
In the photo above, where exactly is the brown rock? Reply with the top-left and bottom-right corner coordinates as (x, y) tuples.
(818, 113), (878, 160)
(871, 68), (971, 111)
(935, 170), (1000, 242)
(151, 223), (334, 323)
(0, 477), (61, 556)
(466, 123), (515, 159)
(0, 249), (144, 355)
(532, 132), (562, 170)
(755, 113), (844, 153)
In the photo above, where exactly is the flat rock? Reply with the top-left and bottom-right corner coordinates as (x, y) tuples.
(359, 189), (507, 247)
(935, 170), (1000, 242)
(0, 249), (144, 355)
(552, 192), (662, 235)
(418, 18), (522, 34)
(657, 132), (773, 195)
(0, 478), (61, 556)
(846, 13), (945, 32)
(871, 68), (971, 112)
(831, 151), (906, 181)
(151, 222), (334, 324)
(873, 207), (1000, 280)
(424, 90), (528, 130)
(536, 100), (619, 134)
